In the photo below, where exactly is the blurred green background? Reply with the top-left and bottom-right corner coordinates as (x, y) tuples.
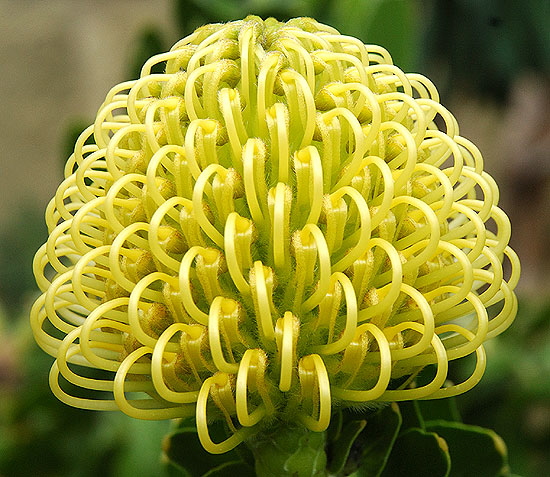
(1, 0), (549, 475)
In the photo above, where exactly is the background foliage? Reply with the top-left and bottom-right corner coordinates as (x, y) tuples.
(1, 0), (549, 475)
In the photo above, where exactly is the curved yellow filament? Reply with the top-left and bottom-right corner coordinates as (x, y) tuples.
(179, 247), (210, 325)
(151, 323), (201, 403)
(236, 349), (268, 427)
(268, 183), (292, 270)
(313, 272), (358, 355)
(298, 354), (331, 432)
(224, 212), (252, 294)
(332, 323), (392, 401)
(114, 347), (194, 420)
(192, 164), (228, 247)
(250, 261), (276, 342)
(49, 360), (120, 411)
(275, 312), (299, 392)
(196, 374), (252, 454)
(208, 296), (241, 374)
(300, 224), (332, 312)
(242, 139), (266, 225)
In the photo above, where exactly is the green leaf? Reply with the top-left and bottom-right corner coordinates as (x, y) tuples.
(162, 424), (241, 476)
(398, 400), (425, 431)
(380, 428), (451, 477)
(425, 421), (510, 477)
(163, 460), (192, 477)
(326, 416), (366, 475)
(417, 397), (462, 423)
(345, 403), (402, 477)
(202, 460), (255, 477)
(247, 423), (327, 477)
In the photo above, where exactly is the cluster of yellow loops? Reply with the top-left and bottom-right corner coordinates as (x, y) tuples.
(31, 16), (520, 454)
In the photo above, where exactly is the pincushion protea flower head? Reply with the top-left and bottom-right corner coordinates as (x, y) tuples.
(31, 16), (519, 454)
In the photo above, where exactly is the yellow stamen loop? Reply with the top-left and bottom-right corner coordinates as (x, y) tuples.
(192, 164), (228, 248)
(300, 224), (332, 312)
(239, 22), (258, 117)
(184, 63), (227, 121)
(128, 272), (178, 348)
(209, 296), (242, 374)
(323, 108), (368, 191)
(184, 120), (211, 179)
(332, 323), (392, 401)
(115, 347), (194, 420)
(242, 139), (267, 225)
(32, 16), (519, 452)
(78, 305), (137, 371)
(266, 103), (290, 183)
(294, 146), (324, 225)
(224, 212), (253, 294)
(151, 323), (202, 403)
(102, 173), (146, 233)
(56, 328), (124, 393)
(329, 186), (372, 272)
(313, 272), (358, 355)
(149, 197), (189, 271)
(298, 354), (331, 432)
(383, 284), (435, 360)
(126, 73), (171, 123)
(337, 326), (368, 378)
(50, 359), (120, 412)
(257, 52), (284, 137)
(249, 261), (277, 343)
(197, 373), (253, 454)
(219, 88), (248, 161)
(279, 37), (316, 93)
(144, 98), (178, 153)
(358, 238), (403, 322)
(236, 349), (271, 427)
(70, 245), (111, 309)
(268, 183), (292, 270)
(428, 325), (487, 398)
(212, 167), (243, 220)
(195, 247), (225, 304)
(275, 312), (300, 392)
(379, 322), (449, 401)
(278, 69), (316, 149)
(179, 247), (212, 325)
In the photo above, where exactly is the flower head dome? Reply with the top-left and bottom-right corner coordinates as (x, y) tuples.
(31, 16), (520, 453)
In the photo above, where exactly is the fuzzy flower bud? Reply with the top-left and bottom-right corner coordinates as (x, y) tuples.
(31, 16), (520, 454)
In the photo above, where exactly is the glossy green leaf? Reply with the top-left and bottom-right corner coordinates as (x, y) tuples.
(380, 428), (451, 477)
(326, 416), (366, 475)
(345, 404), (402, 477)
(202, 460), (255, 477)
(247, 423), (327, 477)
(164, 460), (192, 477)
(162, 424), (241, 476)
(425, 421), (510, 477)
(398, 400), (425, 431)
(417, 397), (461, 423)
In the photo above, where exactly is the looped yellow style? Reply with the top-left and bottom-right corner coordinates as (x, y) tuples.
(31, 16), (520, 454)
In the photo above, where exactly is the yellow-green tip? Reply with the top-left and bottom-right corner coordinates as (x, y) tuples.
(31, 16), (520, 454)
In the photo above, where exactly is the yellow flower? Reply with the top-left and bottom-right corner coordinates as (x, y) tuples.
(31, 16), (520, 454)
